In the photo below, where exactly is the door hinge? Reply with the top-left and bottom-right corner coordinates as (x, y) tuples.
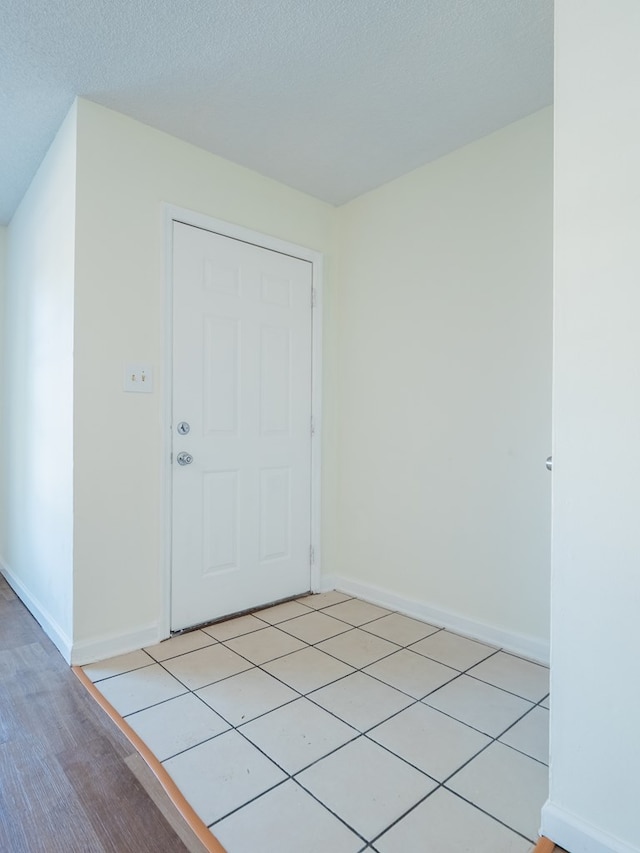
(311, 415), (315, 437)
(311, 288), (317, 309)
(310, 545), (315, 565)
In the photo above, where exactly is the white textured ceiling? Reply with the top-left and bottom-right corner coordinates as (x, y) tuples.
(0, 0), (553, 225)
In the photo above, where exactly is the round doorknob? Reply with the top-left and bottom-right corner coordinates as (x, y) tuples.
(177, 452), (193, 466)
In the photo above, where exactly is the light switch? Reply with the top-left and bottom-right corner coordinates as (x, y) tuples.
(124, 363), (154, 393)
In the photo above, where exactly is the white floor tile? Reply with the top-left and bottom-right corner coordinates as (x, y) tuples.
(202, 613), (268, 642)
(263, 646), (354, 694)
(364, 649), (458, 699)
(368, 703), (491, 781)
(125, 693), (230, 760)
(240, 697), (357, 773)
(309, 671), (414, 732)
(196, 667), (298, 726)
(143, 630), (216, 662)
(223, 626), (306, 664)
(255, 600), (314, 624)
(278, 611), (352, 644)
(163, 730), (285, 826)
(317, 629), (400, 669)
(162, 644), (252, 690)
(362, 613), (440, 646)
(214, 780), (364, 853)
(374, 788), (532, 853)
(297, 737), (436, 842)
(297, 591), (352, 609)
(467, 651), (549, 702)
(499, 706), (549, 764)
(409, 631), (496, 671)
(95, 663), (187, 716)
(323, 599), (392, 627)
(446, 741), (549, 841)
(424, 673), (533, 737)
(83, 649), (154, 682)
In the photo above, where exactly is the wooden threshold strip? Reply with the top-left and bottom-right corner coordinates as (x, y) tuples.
(533, 838), (558, 853)
(73, 666), (227, 853)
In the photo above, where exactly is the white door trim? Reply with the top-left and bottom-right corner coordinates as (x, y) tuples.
(160, 205), (323, 638)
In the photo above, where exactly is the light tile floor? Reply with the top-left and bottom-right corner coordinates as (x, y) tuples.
(83, 592), (549, 853)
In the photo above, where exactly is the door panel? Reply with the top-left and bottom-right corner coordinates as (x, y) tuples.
(171, 222), (312, 630)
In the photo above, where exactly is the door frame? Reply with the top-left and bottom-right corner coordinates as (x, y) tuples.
(160, 205), (323, 638)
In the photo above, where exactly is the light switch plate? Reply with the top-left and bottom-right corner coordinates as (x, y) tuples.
(124, 363), (154, 393)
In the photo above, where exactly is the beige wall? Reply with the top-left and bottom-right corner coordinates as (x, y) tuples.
(2, 97), (552, 665)
(0, 105), (77, 653)
(72, 100), (334, 656)
(330, 108), (553, 658)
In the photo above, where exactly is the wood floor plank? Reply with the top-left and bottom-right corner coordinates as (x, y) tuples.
(0, 739), (106, 853)
(0, 574), (199, 852)
(58, 732), (195, 853)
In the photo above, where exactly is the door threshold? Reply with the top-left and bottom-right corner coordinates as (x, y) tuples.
(170, 590), (312, 636)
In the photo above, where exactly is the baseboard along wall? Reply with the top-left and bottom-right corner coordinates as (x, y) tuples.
(2, 557), (548, 668)
(541, 800), (640, 853)
(70, 622), (162, 666)
(0, 559), (73, 663)
(0, 557), (161, 666)
(320, 574), (550, 665)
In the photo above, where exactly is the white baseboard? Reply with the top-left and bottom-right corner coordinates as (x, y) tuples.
(1, 557), (161, 666)
(70, 623), (161, 666)
(321, 574), (550, 665)
(542, 800), (640, 853)
(0, 559), (73, 663)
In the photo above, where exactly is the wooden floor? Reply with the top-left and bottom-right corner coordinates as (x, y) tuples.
(0, 574), (210, 853)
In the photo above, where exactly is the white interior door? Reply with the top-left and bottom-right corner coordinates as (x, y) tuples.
(171, 221), (313, 630)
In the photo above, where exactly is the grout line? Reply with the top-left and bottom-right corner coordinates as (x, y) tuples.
(145, 639), (220, 665)
(367, 783), (444, 846)
(497, 702), (549, 737)
(86, 649), (157, 683)
(288, 775), (370, 845)
(437, 699), (550, 787)
(356, 657), (464, 703)
(123, 687), (216, 724)
(302, 683), (419, 736)
(205, 776), (292, 830)
(464, 672), (547, 704)
(72, 664), (228, 853)
(497, 740), (549, 768)
(234, 716), (362, 780)
(358, 729), (441, 783)
(440, 786), (537, 844)
(202, 723), (369, 840)
(419, 688), (526, 739)
(403, 645), (500, 670)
